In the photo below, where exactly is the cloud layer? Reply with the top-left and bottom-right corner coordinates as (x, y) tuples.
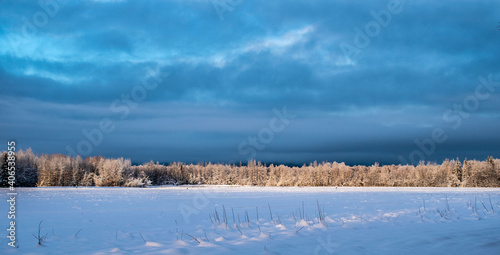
(1, 0), (499, 165)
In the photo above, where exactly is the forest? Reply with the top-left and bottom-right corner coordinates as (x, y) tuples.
(1, 149), (499, 188)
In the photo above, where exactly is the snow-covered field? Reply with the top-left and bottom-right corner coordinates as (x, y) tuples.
(2, 186), (500, 254)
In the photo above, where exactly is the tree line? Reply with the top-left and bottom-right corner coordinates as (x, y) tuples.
(0, 149), (499, 188)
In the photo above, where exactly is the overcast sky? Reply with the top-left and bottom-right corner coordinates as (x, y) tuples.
(1, 0), (499, 165)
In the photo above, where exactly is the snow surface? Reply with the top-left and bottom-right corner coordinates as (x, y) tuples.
(2, 186), (500, 254)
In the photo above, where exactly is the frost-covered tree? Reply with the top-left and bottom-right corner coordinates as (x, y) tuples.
(461, 158), (471, 187)
(16, 149), (38, 187)
(94, 158), (130, 186)
(124, 170), (151, 187)
(485, 156), (498, 187)
(1, 148), (499, 188)
(448, 158), (462, 187)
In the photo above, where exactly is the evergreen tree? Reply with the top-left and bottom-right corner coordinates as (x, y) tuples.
(487, 156), (495, 170)
(461, 158), (471, 186)
(486, 156), (498, 186)
(0, 153), (9, 187)
(454, 157), (463, 182)
(448, 158), (462, 187)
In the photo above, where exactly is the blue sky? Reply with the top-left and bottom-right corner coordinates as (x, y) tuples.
(1, 0), (499, 165)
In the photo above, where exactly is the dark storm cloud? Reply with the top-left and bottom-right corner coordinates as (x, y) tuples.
(1, 0), (499, 164)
